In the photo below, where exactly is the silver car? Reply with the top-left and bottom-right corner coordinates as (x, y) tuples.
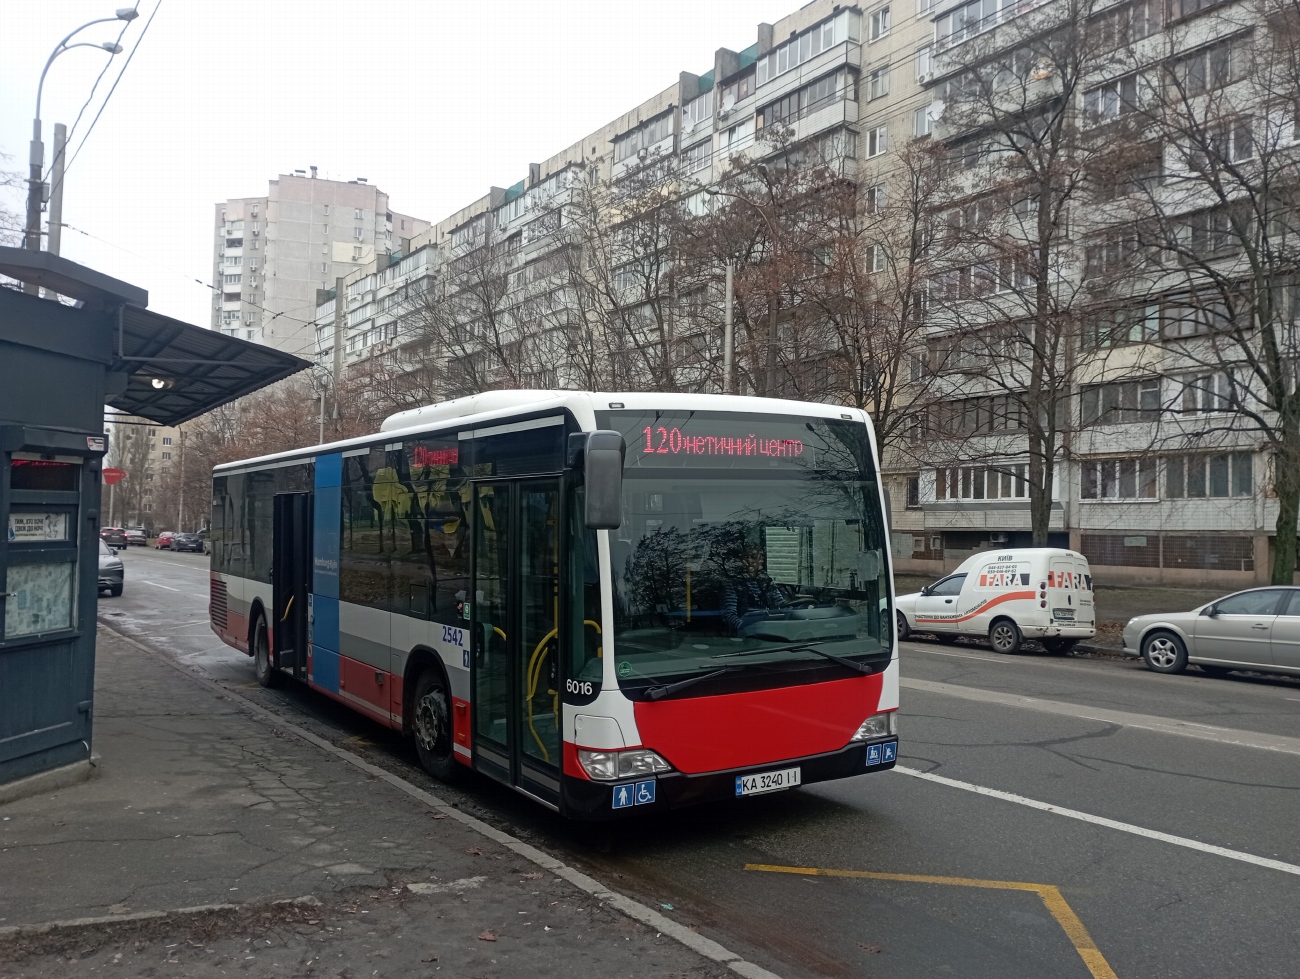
(1123, 586), (1300, 677)
(97, 539), (124, 597)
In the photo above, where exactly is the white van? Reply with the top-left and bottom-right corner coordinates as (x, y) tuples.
(895, 548), (1095, 654)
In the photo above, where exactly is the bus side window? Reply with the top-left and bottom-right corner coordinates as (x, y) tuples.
(401, 440), (471, 627)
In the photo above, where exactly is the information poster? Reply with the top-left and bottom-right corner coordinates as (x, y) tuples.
(7, 512), (69, 542)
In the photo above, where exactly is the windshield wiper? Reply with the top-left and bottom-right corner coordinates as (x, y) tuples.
(644, 666), (743, 701)
(714, 641), (877, 675)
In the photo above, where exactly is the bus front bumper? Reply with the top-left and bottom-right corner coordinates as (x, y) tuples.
(563, 739), (897, 819)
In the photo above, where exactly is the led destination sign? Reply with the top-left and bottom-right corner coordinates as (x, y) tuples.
(601, 410), (872, 473)
(642, 426), (804, 459)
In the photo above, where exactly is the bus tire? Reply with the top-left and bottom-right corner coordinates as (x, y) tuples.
(252, 612), (278, 688)
(988, 618), (1022, 655)
(413, 668), (460, 783)
(893, 611), (909, 643)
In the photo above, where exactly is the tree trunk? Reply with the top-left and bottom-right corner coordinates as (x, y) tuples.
(1273, 471), (1299, 585)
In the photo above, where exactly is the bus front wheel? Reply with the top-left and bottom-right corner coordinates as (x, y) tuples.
(413, 669), (460, 783)
(253, 613), (277, 688)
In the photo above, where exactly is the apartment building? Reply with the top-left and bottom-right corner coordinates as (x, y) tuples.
(104, 415), (181, 531)
(318, 0), (1282, 584)
(324, 0), (937, 372)
(880, 0), (1291, 585)
(212, 172), (429, 357)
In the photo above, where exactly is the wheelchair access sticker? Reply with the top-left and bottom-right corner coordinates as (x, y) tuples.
(612, 780), (656, 809)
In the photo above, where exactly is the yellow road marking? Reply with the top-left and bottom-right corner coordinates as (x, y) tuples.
(745, 864), (1118, 979)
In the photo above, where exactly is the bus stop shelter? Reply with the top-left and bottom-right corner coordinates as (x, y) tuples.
(0, 247), (308, 795)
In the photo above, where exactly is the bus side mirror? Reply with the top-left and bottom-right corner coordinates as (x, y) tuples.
(571, 431), (625, 530)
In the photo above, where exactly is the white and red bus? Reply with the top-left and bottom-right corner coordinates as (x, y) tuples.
(209, 391), (898, 817)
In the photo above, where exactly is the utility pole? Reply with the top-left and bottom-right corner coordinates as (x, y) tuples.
(176, 429), (185, 530)
(46, 123), (66, 258)
(723, 259), (734, 395)
(331, 275), (346, 387)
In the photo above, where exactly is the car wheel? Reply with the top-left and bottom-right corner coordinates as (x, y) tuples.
(895, 611), (911, 643)
(413, 668), (460, 782)
(1042, 638), (1078, 655)
(1141, 630), (1187, 674)
(109, 585), (123, 597)
(253, 613), (278, 688)
(988, 618), (1022, 654)
(935, 633), (959, 645)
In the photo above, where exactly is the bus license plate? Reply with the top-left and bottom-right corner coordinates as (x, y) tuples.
(736, 767), (801, 797)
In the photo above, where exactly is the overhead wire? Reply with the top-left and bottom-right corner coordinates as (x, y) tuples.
(49, 1), (142, 191)
(58, 0), (163, 187)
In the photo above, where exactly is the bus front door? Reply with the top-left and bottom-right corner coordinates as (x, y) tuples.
(272, 491), (312, 680)
(471, 479), (562, 806)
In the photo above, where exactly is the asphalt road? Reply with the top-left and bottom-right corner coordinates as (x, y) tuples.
(100, 548), (1300, 979)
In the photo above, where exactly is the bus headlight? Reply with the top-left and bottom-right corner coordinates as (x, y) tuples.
(578, 748), (672, 781)
(850, 711), (898, 741)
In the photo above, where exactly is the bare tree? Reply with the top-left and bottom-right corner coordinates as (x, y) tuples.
(1103, 0), (1300, 580)
(926, 0), (1124, 544)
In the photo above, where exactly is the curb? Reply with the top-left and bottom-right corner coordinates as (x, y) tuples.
(94, 624), (785, 979)
(0, 896), (319, 943)
(0, 755), (99, 808)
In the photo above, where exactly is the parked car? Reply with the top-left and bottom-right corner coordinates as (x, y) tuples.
(895, 548), (1096, 655)
(154, 531), (174, 549)
(100, 526), (128, 549)
(1124, 586), (1300, 677)
(97, 539), (124, 597)
(124, 528), (147, 546)
(170, 532), (203, 553)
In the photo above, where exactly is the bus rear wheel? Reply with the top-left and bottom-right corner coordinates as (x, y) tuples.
(413, 669), (460, 783)
(253, 613), (277, 688)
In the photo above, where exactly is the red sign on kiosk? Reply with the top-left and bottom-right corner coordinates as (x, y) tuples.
(102, 468), (125, 485)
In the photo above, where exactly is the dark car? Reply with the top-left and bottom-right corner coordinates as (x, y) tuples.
(170, 532), (204, 553)
(100, 526), (128, 549)
(124, 528), (147, 546)
(98, 540), (124, 597)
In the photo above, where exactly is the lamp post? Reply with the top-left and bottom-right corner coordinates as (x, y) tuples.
(24, 9), (137, 280)
(704, 165), (781, 397)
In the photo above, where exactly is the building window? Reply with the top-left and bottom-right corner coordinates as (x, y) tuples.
(682, 89), (714, 130)
(1080, 304), (1160, 348)
(224, 273), (242, 285)
(353, 227), (363, 239)
(906, 475), (921, 507)
(1180, 372), (1234, 413)
(937, 0), (1010, 49)
(162, 437), (172, 446)
(719, 68), (756, 109)
(1080, 458), (1158, 500)
(1162, 297), (1232, 337)
(1083, 74), (1145, 121)
(866, 184), (886, 212)
(680, 139), (712, 174)
(354, 208), (362, 220)
(867, 126), (888, 157)
(613, 112), (675, 162)
(917, 0), (935, 11)
(1173, 36), (1245, 94)
(934, 465), (1029, 500)
(756, 10), (859, 86)
(757, 69), (854, 130)
(225, 256), (241, 267)
(869, 243), (888, 272)
(870, 5), (891, 40)
(1167, 0), (1229, 24)
(914, 105), (935, 136)
(1165, 453), (1252, 498)
(868, 65), (890, 101)
(1081, 378), (1161, 425)
(161, 452), (172, 461)
(917, 45), (933, 79)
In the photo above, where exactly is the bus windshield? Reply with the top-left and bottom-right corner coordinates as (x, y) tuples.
(601, 410), (891, 698)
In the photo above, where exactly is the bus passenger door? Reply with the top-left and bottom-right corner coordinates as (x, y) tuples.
(273, 491), (312, 680)
(471, 480), (562, 805)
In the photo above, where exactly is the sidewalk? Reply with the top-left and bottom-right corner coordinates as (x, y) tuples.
(0, 629), (732, 979)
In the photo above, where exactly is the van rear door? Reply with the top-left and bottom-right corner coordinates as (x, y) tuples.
(1074, 557), (1095, 630)
(1047, 557), (1083, 629)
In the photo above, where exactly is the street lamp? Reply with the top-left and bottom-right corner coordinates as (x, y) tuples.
(24, 9), (138, 270)
(705, 165), (780, 397)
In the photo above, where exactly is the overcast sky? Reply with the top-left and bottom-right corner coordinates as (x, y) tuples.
(3, 0), (796, 326)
